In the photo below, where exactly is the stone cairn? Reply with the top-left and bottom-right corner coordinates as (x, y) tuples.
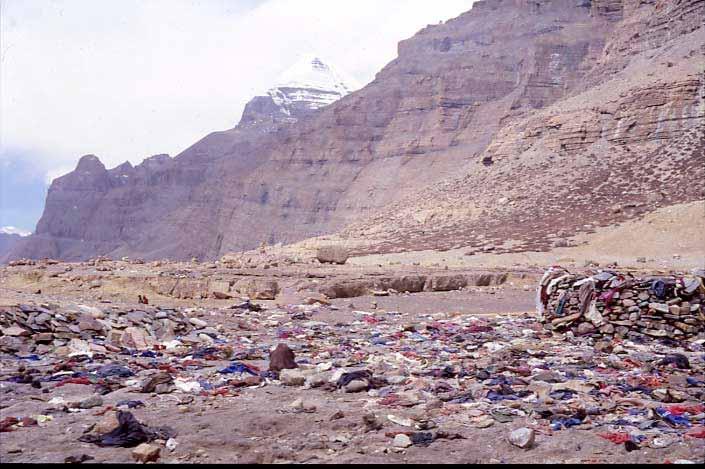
(538, 268), (705, 341)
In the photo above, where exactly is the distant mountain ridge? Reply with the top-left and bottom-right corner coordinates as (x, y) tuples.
(7, 0), (704, 263)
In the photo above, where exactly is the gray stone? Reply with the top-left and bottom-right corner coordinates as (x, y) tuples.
(393, 434), (413, 448)
(509, 428), (535, 449)
(316, 246), (350, 265)
(79, 395), (104, 409)
(279, 369), (306, 386)
(344, 379), (369, 393)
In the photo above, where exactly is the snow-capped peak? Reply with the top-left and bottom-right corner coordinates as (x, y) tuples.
(0, 226), (32, 237)
(239, 54), (360, 127)
(275, 54), (360, 96)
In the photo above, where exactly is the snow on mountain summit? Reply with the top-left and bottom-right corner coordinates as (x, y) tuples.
(240, 55), (360, 126)
(275, 54), (360, 98)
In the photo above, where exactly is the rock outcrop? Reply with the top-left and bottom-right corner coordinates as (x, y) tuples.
(9, 0), (705, 262)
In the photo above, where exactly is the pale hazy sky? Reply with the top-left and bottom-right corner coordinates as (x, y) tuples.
(0, 0), (475, 232)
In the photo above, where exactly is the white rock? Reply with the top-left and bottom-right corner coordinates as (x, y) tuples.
(387, 415), (414, 427)
(508, 428), (535, 449)
(393, 434), (413, 448)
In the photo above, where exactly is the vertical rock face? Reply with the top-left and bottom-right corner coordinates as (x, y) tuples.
(9, 0), (705, 262)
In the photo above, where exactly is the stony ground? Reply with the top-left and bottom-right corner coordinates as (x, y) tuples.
(1, 261), (703, 464)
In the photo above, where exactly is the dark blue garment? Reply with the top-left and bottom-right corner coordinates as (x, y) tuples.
(651, 280), (667, 299)
(218, 362), (258, 376)
(192, 347), (220, 359)
(656, 407), (692, 427)
(15, 354), (41, 361)
(95, 364), (134, 378)
(487, 391), (518, 401)
(549, 390), (576, 400)
(686, 377), (703, 387)
(550, 418), (583, 430)
(116, 400), (145, 409)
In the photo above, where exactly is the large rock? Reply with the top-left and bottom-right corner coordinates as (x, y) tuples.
(389, 275), (427, 293)
(209, 280), (232, 300)
(425, 275), (468, 292)
(319, 280), (371, 299)
(269, 344), (298, 373)
(316, 246), (350, 265)
(234, 279), (280, 300)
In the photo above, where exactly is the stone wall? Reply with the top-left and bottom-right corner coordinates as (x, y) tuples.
(538, 268), (705, 340)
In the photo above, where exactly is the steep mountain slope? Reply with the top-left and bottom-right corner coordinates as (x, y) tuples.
(335, 0), (705, 255)
(9, 0), (704, 262)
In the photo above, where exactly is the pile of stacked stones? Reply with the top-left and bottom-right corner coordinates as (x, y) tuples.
(538, 268), (705, 341)
(0, 303), (214, 355)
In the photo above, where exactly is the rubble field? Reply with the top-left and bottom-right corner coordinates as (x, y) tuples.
(0, 259), (703, 464)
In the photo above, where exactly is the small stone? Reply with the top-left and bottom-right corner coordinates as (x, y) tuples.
(387, 415), (414, 427)
(344, 379), (369, 393)
(577, 322), (595, 335)
(305, 372), (329, 388)
(132, 443), (161, 463)
(189, 318), (208, 329)
(1, 326), (29, 337)
(330, 411), (345, 421)
(508, 428), (535, 449)
(79, 395), (104, 409)
(363, 414), (384, 431)
(279, 369), (306, 386)
(166, 438), (178, 452)
(393, 434), (413, 448)
(94, 412), (119, 433)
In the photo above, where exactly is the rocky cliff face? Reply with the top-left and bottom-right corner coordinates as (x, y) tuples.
(336, 0), (705, 255)
(10, 0), (705, 262)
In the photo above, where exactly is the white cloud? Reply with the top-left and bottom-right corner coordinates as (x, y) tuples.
(0, 226), (32, 237)
(1, 0), (475, 180)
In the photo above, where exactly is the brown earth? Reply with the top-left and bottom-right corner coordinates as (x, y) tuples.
(1, 259), (703, 464)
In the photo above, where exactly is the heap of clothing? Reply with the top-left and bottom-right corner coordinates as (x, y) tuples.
(537, 267), (705, 341)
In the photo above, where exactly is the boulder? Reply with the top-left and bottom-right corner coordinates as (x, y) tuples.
(319, 280), (371, 299)
(269, 344), (298, 373)
(132, 443), (161, 463)
(210, 280), (232, 300)
(234, 279), (280, 300)
(425, 275), (468, 292)
(316, 246), (349, 265)
(279, 369), (306, 387)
